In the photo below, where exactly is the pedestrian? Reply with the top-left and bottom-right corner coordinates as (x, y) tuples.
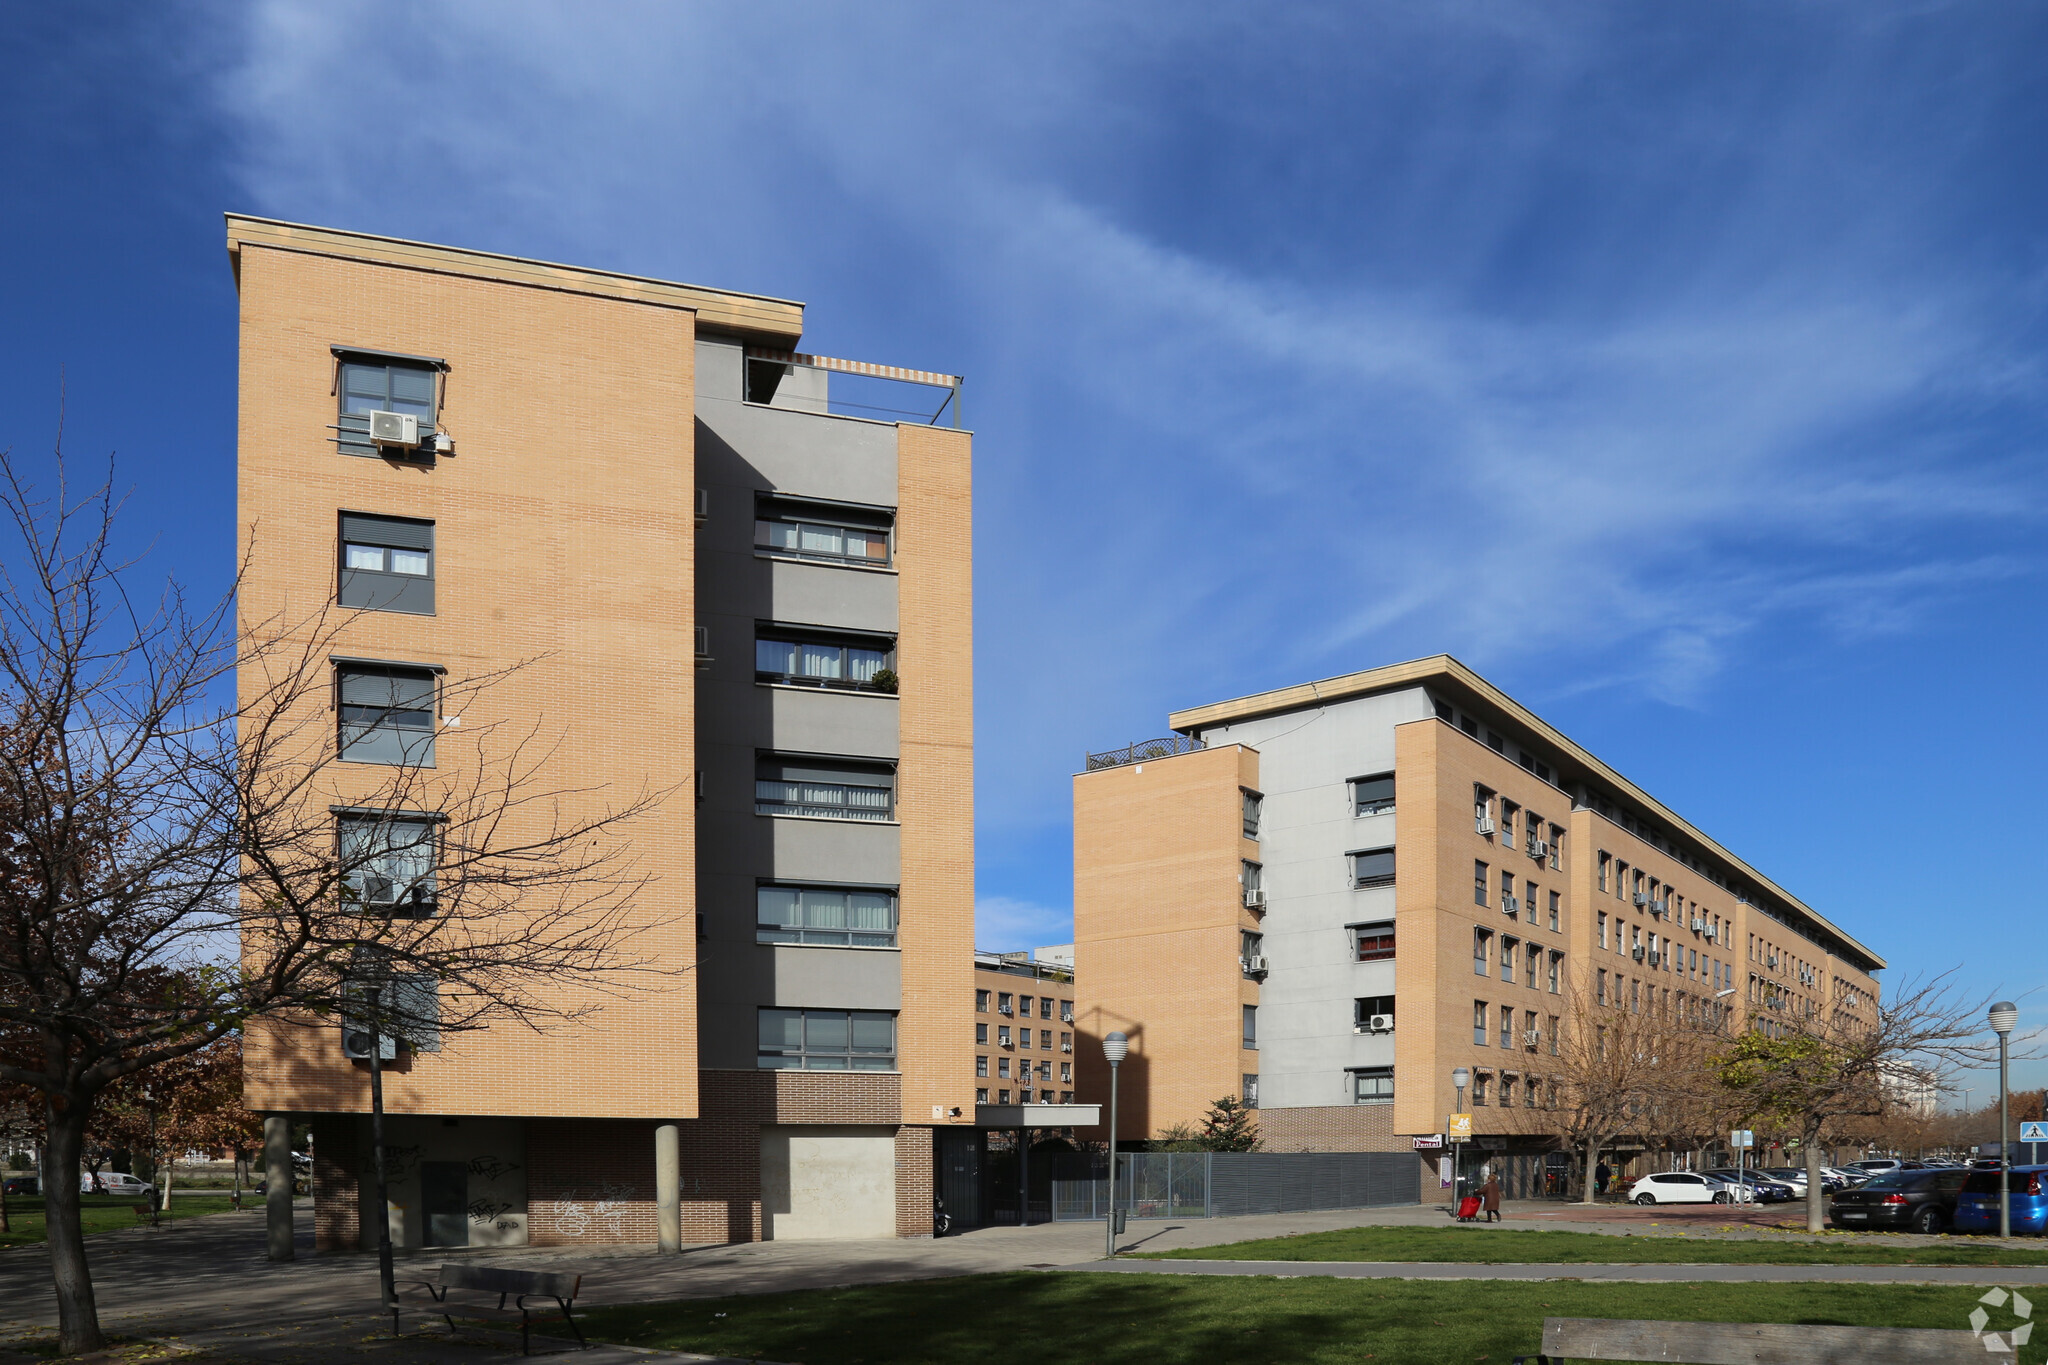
(1480, 1171), (1502, 1223)
(1595, 1160), (1611, 1197)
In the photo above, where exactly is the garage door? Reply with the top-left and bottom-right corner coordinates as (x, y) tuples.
(759, 1126), (897, 1240)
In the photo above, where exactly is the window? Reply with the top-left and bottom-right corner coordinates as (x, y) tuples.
(1061, 1031), (1072, 1050)
(1353, 921), (1396, 962)
(1241, 930), (1265, 975)
(1060, 1000), (1074, 1023)
(1352, 773), (1395, 816)
(997, 1026), (1011, 1046)
(1038, 1059), (1053, 1081)
(1525, 941), (1541, 987)
(1500, 869), (1515, 908)
(998, 1089), (1010, 1104)
(755, 498), (893, 567)
(1242, 789), (1263, 838)
(755, 756), (894, 822)
(1525, 1009), (1538, 1049)
(1474, 785), (1495, 835)
(1061, 1062), (1072, 1083)
(1472, 1071), (1490, 1105)
(1351, 1067), (1394, 1105)
(1501, 1074), (1518, 1107)
(975, 1055), (988, 1077)
(1474, 928), (1492, 977)
(1241, 860), (1263, 902)
(1525, 881), (1538, 921)
(1548, 826), (1563, 871)
(1242, 1005), (1258, 1049)
(1040, 997), (1054, 1019)
(1596, 968), (1607, 1005)
(977, 1088), (989, 1104)
(1019, 1027), (1032, 1049)
(976, 990), (990, 1013)
(1474, 1000), (1489, 1045)
(754, 629), (894, 691)
(998, 993), (1014, 1015)
(336, 356), (437, 457)
(339, 513), (434, 613)
(1598, 851), (1610, 892)
(757, 1008), (896, 1070)
(1499, 1004), (1514, 1049)
(1526, 1074), (1540, 1107)
(1020, 995), (1035, 1017)
(1548, 951), (1563, 994)
(1548, 891), (1561, 932)
(1599, 911), (1609, 950)
(1474, 860), (1489, 907)
(1060, 1091), (1073, 1104)
(756, 884), (897, 946)
(1501, 935), (1519, 984)
(1355, 995), (1394, 1030)
(998, 1056), (1011, 1078)
(1499, 800), (1518, 845)
(1350, 847), (1395, 888)
(338, 812), (437, 914)
(336, 663), (438, 767)
(975, 1023), (988, 1044)
(1547, 1015), (1560, 1056)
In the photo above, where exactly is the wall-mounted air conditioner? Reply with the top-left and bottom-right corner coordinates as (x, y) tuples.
(1633, 892), (1650, 908)
(1530, 840), (1550, 859)
(1652, 899), (1669, 917)
(1368, 1014), (1396, 1033)
(1502, 895), (1520, 914)
(1691, 917), (1706, 932)
(1632, 945), (1646, 961)
(1246, 955), (1270, 974)
(1476, 817), (1496, 835)
(1243, 888), (1267, 909)
(369, 411), (420, 448)
(1523, 1029), (1541, 1046)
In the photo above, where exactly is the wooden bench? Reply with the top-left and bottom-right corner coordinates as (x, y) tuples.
(397, 1264), (585, 1355)
(1514, 1316), (1987, 1364)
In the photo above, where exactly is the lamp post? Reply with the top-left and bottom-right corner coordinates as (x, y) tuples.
(345, 982), (398, 1320)
(1451, 1067), (1470, 1202)
(1103, 1031), (1127, 1258)
(1991, 1001), (2018, 1239)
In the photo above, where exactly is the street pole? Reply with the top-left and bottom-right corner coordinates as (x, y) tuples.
(365, 986), (397, 1319)
(1992, 1002), (2017, 1239)
(1103, 1031), (1127, 1258)
(1451, 1066), (1469, 1203)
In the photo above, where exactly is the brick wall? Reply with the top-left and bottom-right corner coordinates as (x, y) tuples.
(893, 1125), (934, 1237)
(310, 1116), (360, 1251)
(1256, 1103), (1407, 1153)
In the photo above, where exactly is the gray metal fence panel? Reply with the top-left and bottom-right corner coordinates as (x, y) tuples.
(1054, 1150), (1416, 1220)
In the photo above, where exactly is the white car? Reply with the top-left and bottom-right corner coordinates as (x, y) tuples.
(81, 1172), (152, 1196)
(1628, 1171), (1745, 1205)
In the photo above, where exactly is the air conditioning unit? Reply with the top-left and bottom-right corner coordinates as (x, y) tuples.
(1647, 951), (1661, 967)
(1246, 955), (1270, 974)
(1475, 817), (1496, 835)
(368, 411), (420, 447)
(1530, 839), (1550, 859)
(1502, 895), (1520, 914)
(1704, 924), (1719, 940)
(1243, 888), (1267, 909)
(1691, 917), (1706, 932)
(1633, 892), (1650, 908)
(1368, 1013), (1395, 1033)
(1523, 1029), (1541, 1046)
(1061, 1043), (1073, 1053)
(1632, 945), (1646, 961)
(1652, 899), (1669, 917)
(341, 1025), (397, 1061)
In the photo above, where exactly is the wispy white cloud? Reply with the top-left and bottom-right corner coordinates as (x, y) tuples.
(975, 896), (1072, 955)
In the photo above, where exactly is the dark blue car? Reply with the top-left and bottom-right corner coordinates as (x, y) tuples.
(1954, 1166), (2048, 1235)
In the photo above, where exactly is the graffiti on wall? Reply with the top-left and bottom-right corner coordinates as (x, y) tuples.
(466, 1154), (523, 1232)
(545, 1181), (638, 1239)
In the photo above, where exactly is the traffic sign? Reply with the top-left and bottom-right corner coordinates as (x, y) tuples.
(1730, 1129), (1754, 1148)
(1449, 1112), (1473, 1141)
(2021, 1122), (2048, 1142)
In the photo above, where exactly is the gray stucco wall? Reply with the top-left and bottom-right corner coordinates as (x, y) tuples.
(1197, 685), (1434, 1111)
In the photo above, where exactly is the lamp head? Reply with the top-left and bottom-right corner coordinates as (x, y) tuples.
(1451, 1066), (1471, 1089)
(1990, 1002), (2019, 1036)
(1102, 1030), (1129, 1064)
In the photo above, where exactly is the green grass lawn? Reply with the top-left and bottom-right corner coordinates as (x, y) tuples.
(576, 1274), (2044, 1365)
(0, 1194), (243, 1249)
(1136, 1224), (2048, 1266)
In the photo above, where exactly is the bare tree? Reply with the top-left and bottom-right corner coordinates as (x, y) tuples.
(1715, 973), (2008, 1233)
(0, 453), (671, 1351)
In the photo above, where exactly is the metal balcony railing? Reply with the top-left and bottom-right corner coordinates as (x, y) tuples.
(1084, 735), (1204, 771)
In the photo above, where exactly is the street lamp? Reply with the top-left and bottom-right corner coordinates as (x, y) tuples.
(1103, 1031), (1128, 1258)
(1991, 1001), (2018, 1239)
(344, 980), (398, 1321)
(1451, 1067), (1470, 1202)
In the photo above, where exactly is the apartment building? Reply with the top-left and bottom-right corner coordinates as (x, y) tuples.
(972, 950), (1079, 1107)
(1073, 656), (1883, 1189)
(230, 216), (975, 1249)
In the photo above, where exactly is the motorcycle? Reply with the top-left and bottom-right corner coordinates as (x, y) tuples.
(932, 1195), (952, 1237)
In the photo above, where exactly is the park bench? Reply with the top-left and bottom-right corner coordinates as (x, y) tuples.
(1513, 1316), (1987, 1364)
(397, 1264), (585, 1355)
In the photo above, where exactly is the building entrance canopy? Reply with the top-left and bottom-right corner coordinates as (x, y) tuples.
(976, 1103), (1100, 1129)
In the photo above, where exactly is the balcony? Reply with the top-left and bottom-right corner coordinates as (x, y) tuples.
(1085, 735), (1205, 771)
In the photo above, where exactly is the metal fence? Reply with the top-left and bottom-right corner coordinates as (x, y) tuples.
(1050, 1150), (1417, 1221)
(1082, 736), (1205, 771)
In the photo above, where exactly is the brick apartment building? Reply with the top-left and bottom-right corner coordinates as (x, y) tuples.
(972, 948), (1078, 1107)
(229, 216), (976, 1248)
(1072, 656), (1884, 1192)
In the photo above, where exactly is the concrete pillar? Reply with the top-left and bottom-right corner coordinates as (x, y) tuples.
(655, 1123), (680, 1253)
(264, 1115), (294, 1261)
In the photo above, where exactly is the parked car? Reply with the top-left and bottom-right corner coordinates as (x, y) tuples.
(1759, 1166), (1812, 1195)
(1704, 1168), (1798, 1202)
(1848, 1159), (1927, 1178)
(1953, 1167), (2048, 1235)
(1628, 1171), (1742, 1205)
(1822, 1166), (1867, 1187)
(81, 1172), (152, 1197)
(3, 1175), (37, 1196)
(1828, 1167), (1968, 1234)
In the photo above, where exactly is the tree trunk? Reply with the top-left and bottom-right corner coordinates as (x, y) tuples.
(45, 1101), (104, 1353)
(160, 1154), (174, 1223)
(1805, 1134), (1825, 1234)
(1582, 1137), (1600, 1204)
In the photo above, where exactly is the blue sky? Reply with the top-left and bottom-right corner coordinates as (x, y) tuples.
(6, 3), (2046, 1092)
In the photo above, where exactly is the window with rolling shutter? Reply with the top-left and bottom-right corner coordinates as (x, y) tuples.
(334, 354), (439, 457)
(339, 512), (435, 614)
(337, 662), (439, 767)
(754, 755), (895, 822)
(336, 812), (438, 914)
